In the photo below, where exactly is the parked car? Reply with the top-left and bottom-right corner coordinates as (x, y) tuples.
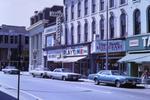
(29, 67), (51, 78)
(48, 68), (81, 81)
(2, 66), (19, 74)
(88, 70), (141, 87)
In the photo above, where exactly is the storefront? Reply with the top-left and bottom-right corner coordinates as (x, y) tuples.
(45, 43), (91, 76)
(91, 40), (126, 73)
(118, 34), (150, 77)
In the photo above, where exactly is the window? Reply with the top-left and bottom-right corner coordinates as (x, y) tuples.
(92, 18), (96, 41)
(4, 35), (8, 43)
(71, 24), (74, 44)
(109, 0), (114, 8)
(120, 0), (126, 5)
(25, 36), (29, 44)
(0, 35), (3, 43)
(77, 22), (81, 43)
(78, 1), (81, 17)
(92, 0), (96, 13)
(147, 7), (150, 33)
(15, 36), (18, 44)
(100, 17), (104, 40)
(84, 0), (88, 15)
(84, 20), (88, 42)
(134, 9), (141, 35)
(120, 11), (126, 37)
(10, 36), (14, 44)
(65, 27), (68, 45)
(46, 35), (54, 47)
(100, 0), (104, 11)
(109, 15), (114, 39)
(65, 7), (68, 21)
(71, 3), (74, 20)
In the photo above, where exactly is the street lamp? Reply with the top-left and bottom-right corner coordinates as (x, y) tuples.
(105, 0), (109, 70)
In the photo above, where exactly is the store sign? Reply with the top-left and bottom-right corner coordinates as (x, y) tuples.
(94, 40), (125, 53)
(44, 25), (56, 34)
(129, 39), (139, 47)
(63, 46), (88, 56)
(142, 36), (150, 47)
(47, 50), (63, 61)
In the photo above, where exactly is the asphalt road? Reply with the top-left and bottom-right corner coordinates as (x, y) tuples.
(0, 72), (150, 100)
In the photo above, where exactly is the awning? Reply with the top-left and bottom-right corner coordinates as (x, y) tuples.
(118, 53), (150, 63)
(54, 56), (86, 63)
(131, 55), (150, 63)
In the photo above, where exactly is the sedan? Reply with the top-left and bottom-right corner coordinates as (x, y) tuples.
(88, 70), (141, 87)
(50, 68), (81, 81)
(2, 66), (19, 74)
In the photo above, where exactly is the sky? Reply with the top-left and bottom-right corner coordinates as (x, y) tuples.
(0, 0), (63, 27)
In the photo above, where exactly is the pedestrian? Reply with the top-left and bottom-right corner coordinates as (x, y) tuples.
(141, 68), (149, 84)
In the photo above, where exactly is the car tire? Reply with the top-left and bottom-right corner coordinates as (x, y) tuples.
(32, 74), (35, 77)
(115, 80), (121, 88)
(94, 78), (99, 85)
(62, 76), (66, 81)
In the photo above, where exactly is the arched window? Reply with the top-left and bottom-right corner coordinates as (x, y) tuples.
(65, 26), (68, 45)
(109, 15), (114, 39)
(77, 22), (81, 43)
(120, 11), (126, 37)
(71, 3), (74, 20)
(78, 1), (81, 17)
(147, 7), (150, 33)
(92, 0), (96, 13)
(84, 0), (88, 15)
(100, 0), (104, 11)
(84, 20), (88, 42)
(100, 17), (104, 40)
(92, 18), (96, 41)
(109, 0), (114, 8)
(134, 9), (141, 35)
(71, 24), (74, 44)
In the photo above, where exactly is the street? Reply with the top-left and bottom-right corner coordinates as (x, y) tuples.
(0, 72), (150, 100)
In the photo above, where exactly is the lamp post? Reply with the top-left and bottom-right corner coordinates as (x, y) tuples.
(105, 0), (109, 70)
(17, 34), (22, 100)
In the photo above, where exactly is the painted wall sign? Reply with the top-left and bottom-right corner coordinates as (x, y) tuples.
(92, 40), (125, 53)
(63, 46), (88, 56)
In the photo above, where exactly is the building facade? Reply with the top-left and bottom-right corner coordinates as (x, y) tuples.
(0, 24), (29, 71)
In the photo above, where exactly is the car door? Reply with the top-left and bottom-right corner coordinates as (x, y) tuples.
(99, 71), (109, 82)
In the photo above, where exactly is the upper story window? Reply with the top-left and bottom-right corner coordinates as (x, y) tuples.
(71, 24), (74, 44)
(84, 0), (88, 15)
(77, 22), (81, 43)
(120, 0), (126, 5)
(100, 0), (104, 11)
(109, 0), (114, 8)
(134, 9), (141, 35)
(109, 15), (115, 39)
(71, 3), (74, 20)
(10, 36), (14, 44)
(84, 20), (88, 42)
(100, 17), (104, 40)
(120, 11), (127, 37)
(78, 1), (81, 17)
(147, 7), (150, 33)
(0, 35), (3, 43)
(65, 7), (68, 21)
(25, 36), (29, 44)
(92, 0), (96, 13)
(65, 27), (68, 45)
(4, 35), (8, 43)
(92, 18), (96, 41)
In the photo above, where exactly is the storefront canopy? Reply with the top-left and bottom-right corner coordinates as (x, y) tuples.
(54, 56), (86, 63)
(118, 53), (150, 63)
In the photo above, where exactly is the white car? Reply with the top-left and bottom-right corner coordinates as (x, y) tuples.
(49, 68), (81, 81)
(2, 66), (19, 74)
(29, 67), (51, 78)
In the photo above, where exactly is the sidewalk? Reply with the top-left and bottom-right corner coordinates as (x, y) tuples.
(0, 91), (16, 100)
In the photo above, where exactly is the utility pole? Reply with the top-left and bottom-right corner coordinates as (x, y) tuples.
(17, 34), (22, 100)
(105, 0), (109, 70)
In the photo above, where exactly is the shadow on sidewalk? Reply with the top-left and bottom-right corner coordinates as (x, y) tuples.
(0, 91), (16, 100)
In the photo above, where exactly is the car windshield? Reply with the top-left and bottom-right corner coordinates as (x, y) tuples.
(6, 66), (16, 69)
(111, 71), (120, 75)
(62, 68), (72, 72)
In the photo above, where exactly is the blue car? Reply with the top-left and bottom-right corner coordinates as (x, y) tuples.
(88, 70), (141, 87)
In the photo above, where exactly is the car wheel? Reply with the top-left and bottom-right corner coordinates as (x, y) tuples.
(94, 78), (99, 85)
(32, 74), (35, 77)
(62, 76), (66, 81)
(115, 80), (121, 88)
